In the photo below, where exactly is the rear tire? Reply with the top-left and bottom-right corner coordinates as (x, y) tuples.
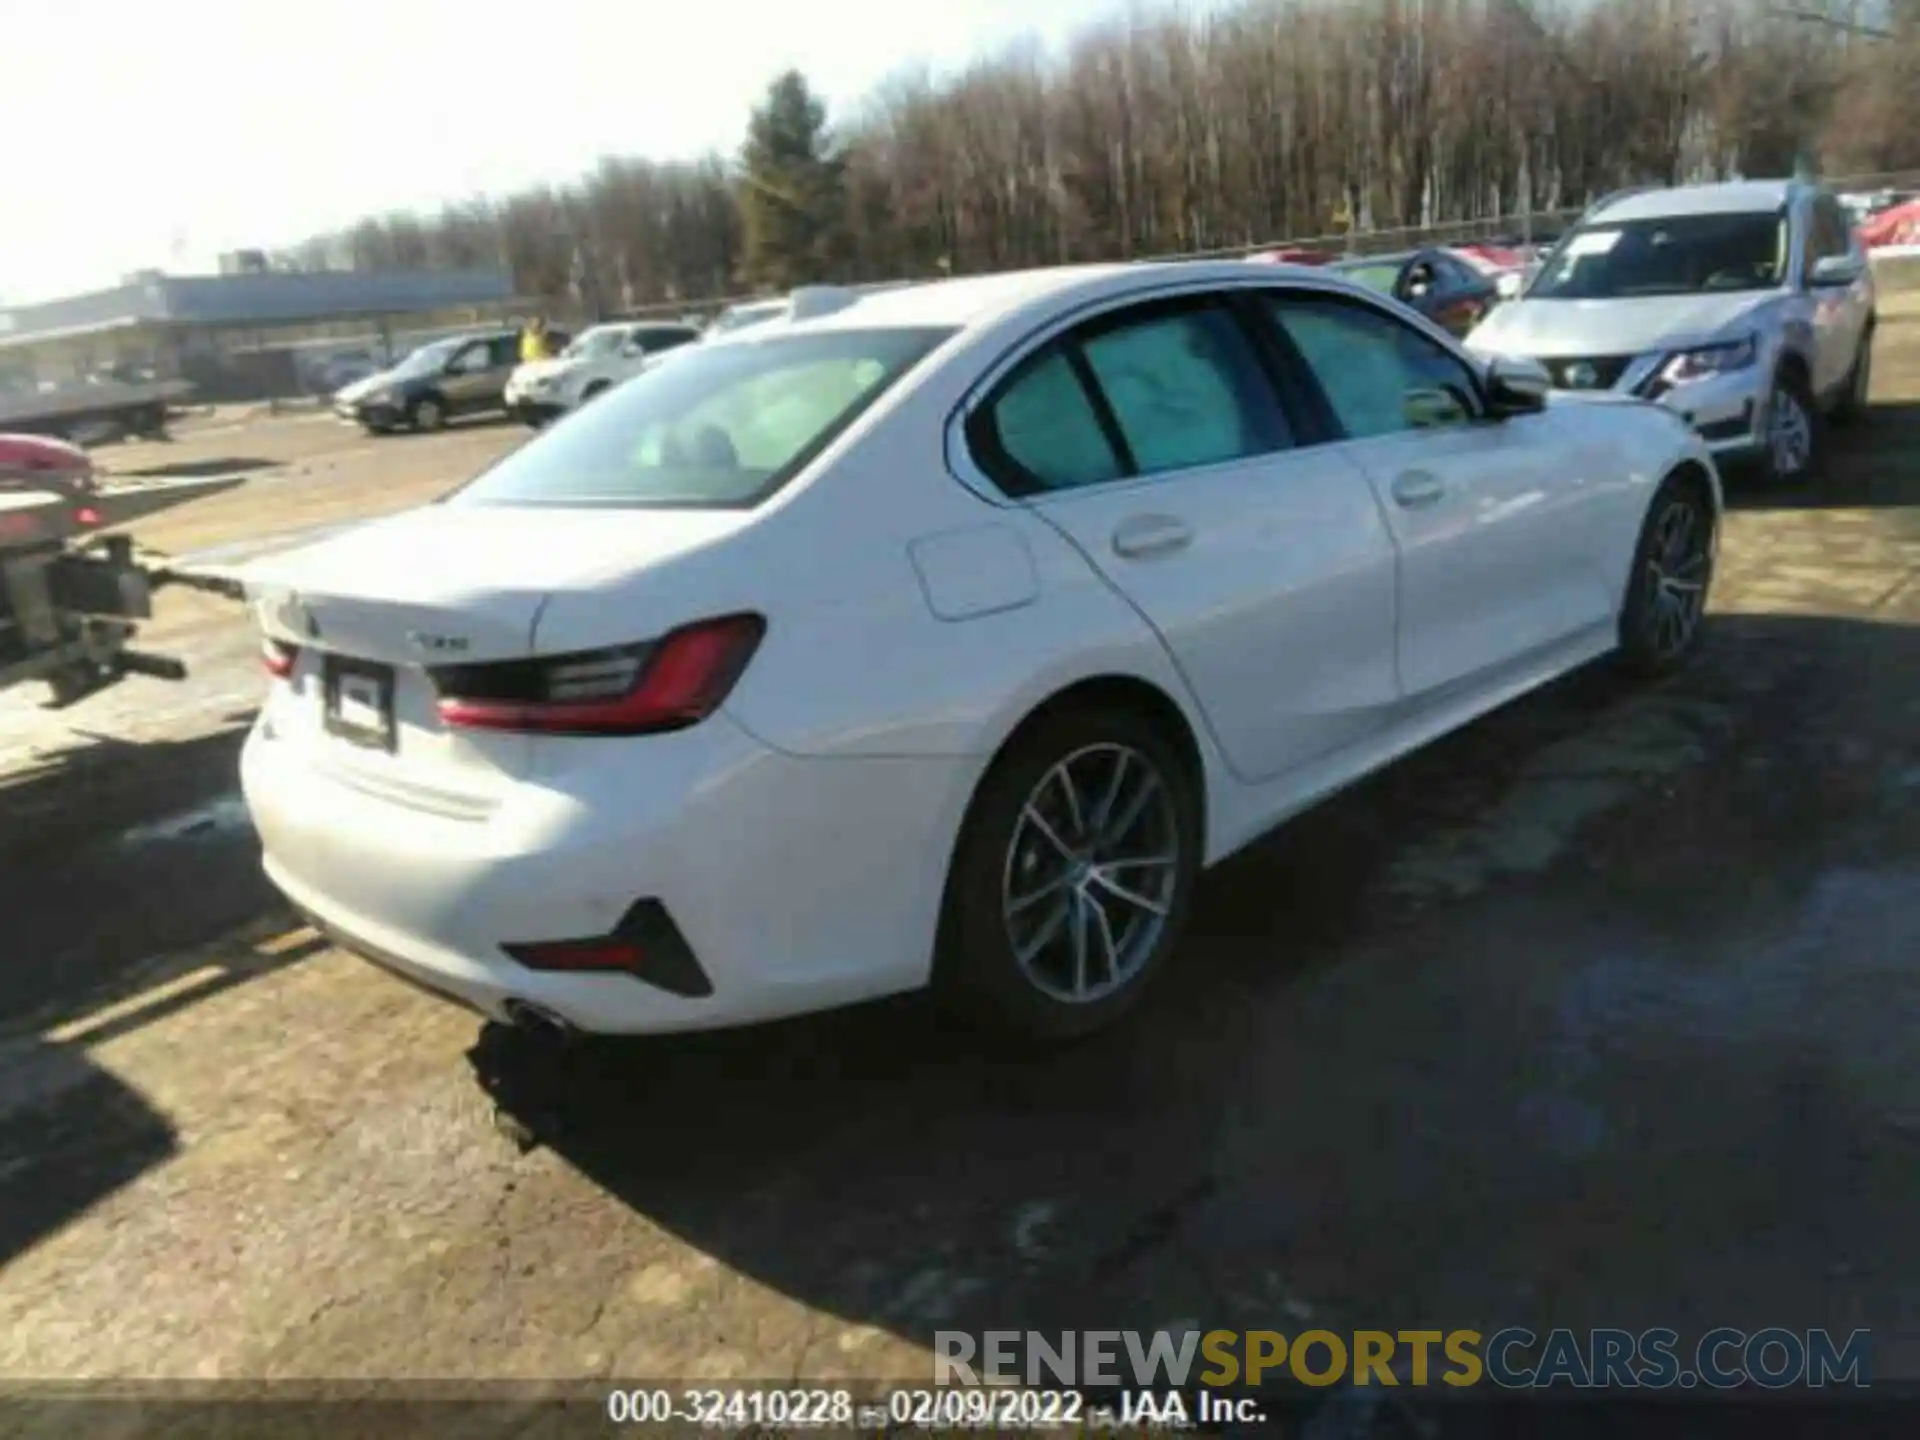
(1617, 474), (1715, 678)
(935, 706), (1201, 1042)
(580, 381), (609, 404)
(407, 394), (446, 433)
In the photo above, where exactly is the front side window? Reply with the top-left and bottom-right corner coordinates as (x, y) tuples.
(448, 326), (953, 509)
(1526, 210), (1789, 299)
(1264, 293), (1479, 441)
(1808, 198), (1851, 266)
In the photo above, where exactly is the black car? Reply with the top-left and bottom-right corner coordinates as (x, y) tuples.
(1328, 248), (1499, 337)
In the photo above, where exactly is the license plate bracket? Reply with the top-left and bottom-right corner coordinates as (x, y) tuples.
(322, 656), (396, 752)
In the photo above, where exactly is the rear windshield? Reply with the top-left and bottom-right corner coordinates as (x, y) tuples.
(446, 326), (955, 509)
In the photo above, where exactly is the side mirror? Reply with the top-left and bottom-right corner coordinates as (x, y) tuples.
(1809, 253), (1863, 288)
(1485, 355), (1550, 416)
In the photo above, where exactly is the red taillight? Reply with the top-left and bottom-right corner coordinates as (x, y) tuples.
(502, 938), (647, 972)
(262, 638), (300, 678)
(434, 613), (765, 736)
(74, 506), (103, 527)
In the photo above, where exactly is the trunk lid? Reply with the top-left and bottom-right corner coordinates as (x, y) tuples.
(243, 504), (752, 813)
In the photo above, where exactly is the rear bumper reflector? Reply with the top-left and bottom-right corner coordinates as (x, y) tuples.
(502, 899), (714, 998)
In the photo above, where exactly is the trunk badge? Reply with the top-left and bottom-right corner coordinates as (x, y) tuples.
(408, 632), (470, 654)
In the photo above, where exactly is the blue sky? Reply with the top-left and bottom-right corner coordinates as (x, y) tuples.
(2, 0), (1174, 304)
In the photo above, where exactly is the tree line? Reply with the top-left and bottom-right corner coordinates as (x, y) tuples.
(280, 0), (1920, 314)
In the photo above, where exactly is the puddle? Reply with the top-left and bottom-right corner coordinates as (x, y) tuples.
(115, 793), (253, 848)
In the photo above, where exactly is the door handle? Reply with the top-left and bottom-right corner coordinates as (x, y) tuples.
(1391, 471), (1446, 509)
(1110, 514), (1192, 559)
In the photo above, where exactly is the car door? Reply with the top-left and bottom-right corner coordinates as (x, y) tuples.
(1255, 287), (1618, 699)
(1806, 194), (1871, 398)
(438, 340), (494, 414)
(965, 291), (1402, 784)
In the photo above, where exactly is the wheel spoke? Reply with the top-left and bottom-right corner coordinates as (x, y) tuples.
(1082, 891), (1122, 984)
(1008, 871), (1073, 915)
(1671, 552), (1709, 580)
(1103, 771), (1163, 847)
(1021, 803), (1075, 860)
(1068, 894), (1091, 996)
(1013, 898), (1071, 965)
(1088, 865), (1170, 916)
(1092, 751), (1129, 834)
(1051, 764), (1087, 842)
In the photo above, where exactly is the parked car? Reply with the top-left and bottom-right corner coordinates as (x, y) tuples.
(1326, 248), (1500, 336)
(703, 298), (791, 337)
(242, 260), (1719, 1043)
(1467, 179), (1877, 485)
(504, 321), (702, 427)
(332, 330), (523, 434)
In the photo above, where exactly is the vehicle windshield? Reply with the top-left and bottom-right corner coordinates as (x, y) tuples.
(447, 326), (955, 510)
(388, 338), (463, 378)
(1334, 261), (1404, 295)
(561, 326), (629, 360)
(1526, 209), (1788, 299)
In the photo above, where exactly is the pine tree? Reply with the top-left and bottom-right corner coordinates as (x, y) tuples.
(739, 70), (848, 288)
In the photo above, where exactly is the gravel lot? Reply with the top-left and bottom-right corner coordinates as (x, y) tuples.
(2, 321), (1918, 1403)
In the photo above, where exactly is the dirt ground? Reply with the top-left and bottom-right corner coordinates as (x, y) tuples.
(2, 322), (1918, 1415)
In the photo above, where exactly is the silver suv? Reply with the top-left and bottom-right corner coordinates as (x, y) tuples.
(1467, 179), (1876, 484)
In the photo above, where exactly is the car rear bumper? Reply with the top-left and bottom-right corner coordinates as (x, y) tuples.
(240, 706), (970, 1034)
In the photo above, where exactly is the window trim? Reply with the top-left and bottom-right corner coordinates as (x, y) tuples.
(945, 273), (1496, 505)
(1250, 288), (1491, 444)
(958, 290), (1323, 500)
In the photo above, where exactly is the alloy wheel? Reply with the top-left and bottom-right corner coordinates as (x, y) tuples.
(1001, 742), (1181, 1005)
(1768, 383), (1812, 479)
(1641, 496), (1711, 659)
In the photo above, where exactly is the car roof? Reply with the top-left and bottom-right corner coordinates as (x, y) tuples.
(1592, 179), (1796, 223)
(1334, 252), (1413, 267)
(768, 263), (1190, 336)
(707, 260), (1420, 350)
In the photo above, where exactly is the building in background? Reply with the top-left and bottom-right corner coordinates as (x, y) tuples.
(0, 267), (525, 402)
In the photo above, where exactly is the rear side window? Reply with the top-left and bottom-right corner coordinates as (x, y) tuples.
(486, 335), (519, 367)
(1079, 305), (1289, 474)
(969, 296), (1289, 496)
(979, 348), (1125, 493)
(448, 326), (953, 509)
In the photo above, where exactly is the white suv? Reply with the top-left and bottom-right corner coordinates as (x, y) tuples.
(505, 321), (701, 427)
(1467, 179), (1877, 485)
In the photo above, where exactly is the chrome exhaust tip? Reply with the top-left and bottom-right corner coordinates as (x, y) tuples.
(503, 998), (576, 1041)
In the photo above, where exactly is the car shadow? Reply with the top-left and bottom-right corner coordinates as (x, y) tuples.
(1725, 399), (1920, 513)
(113, 456), (281, 482)
(468, 612), (1920, 1386)
(0, 715), (307, 1034)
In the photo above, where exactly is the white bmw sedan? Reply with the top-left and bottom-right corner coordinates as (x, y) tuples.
(240, 261), (1720, 1041)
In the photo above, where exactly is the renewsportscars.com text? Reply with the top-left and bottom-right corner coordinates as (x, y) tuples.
(934, 1327), (1871, 1389)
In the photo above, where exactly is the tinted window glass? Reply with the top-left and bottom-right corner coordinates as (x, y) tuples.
(449, 326), (952, 509)
(1266, 294), (1478, 440)
(979, 348), (1123, 494)
(1078, 304), (1287, 474)
(1810, 199), (1850, 263)
(486, 336), (519, 367)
